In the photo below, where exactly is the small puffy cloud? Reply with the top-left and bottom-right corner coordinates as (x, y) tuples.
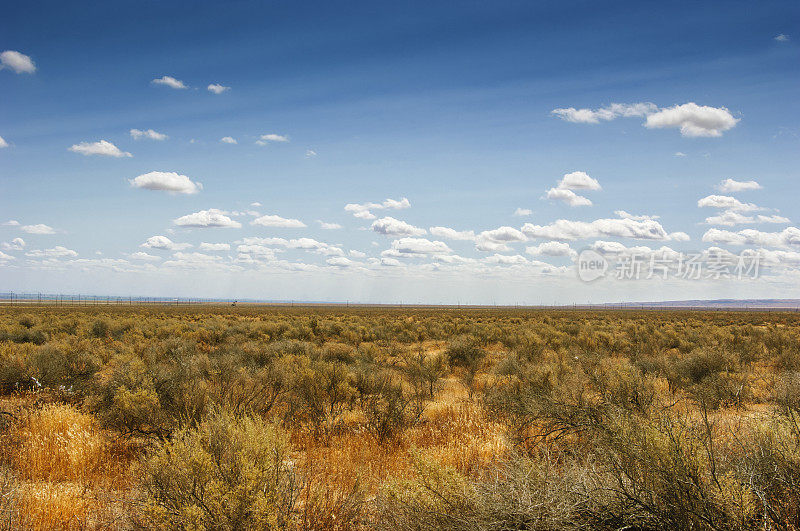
(349, 250), (366, 258)
(484, 254), (529, 265)
(589, 241), (681, 261)
(305, 150), (317, 158)
(385, 237), (451, 256)
(429, 226), (475, 241)
(220, 136), (237, 144)
(235, 244), (278, 261)
(207, 83), (230, 94)
(141, 235), (192, 250)
(775, 34), (790, 42)
(250, 202), (262, 207)
(0, 135), (8, 148)
(717, 179), (762, 193)
(255, 134), (289, 145)
(199, 242), (231, 251)
(475, 226), (526, 252)
(615, 210), (659, 221)
(475, 239), (511, 252)
(526, 241), (576, 258)
(25, 246), (77, 258)
(546, 188), (592, 207)
(758, 214), (791, 224)
(645, 103), (738, 137)
(697, 194), (760, 211)
(174, 209), (241, 228)
(152, 75), (187, 89)
(545, 171), (599, 207)
(345, 197), (410, 219)
(513, 208), (532, 217)
(557, 171), (601, 191)
(0, 50), (36, 74)
(69, 140), (132, 158)
(1, 238), (25, 251)
(674, 152), (687, 157)
(521, 217), (677, 241)
(0, 251), (15, 262)
(554, 101), (738, 138)
(130, 128), (167, 141)
(237, 236), (342, 256)
(702, 227), (800, 248)
(129, 171), (202, 194)
(318, 221), (342, 230)
(551, 102), (657, 124)
(326, 256), (356, 268)
(2, 220), (20, 226)
(479, 226), (526, 242)
(705, 211), (790, 226)
(128, 251), (161, 261)
(251, 214), (306, 228)
(21, 224), (56, 235)
(371, 217), (426, 236)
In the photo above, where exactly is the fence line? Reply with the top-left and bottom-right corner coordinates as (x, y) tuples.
(0, 292), (799, 312)
(0, 292), (224, 306)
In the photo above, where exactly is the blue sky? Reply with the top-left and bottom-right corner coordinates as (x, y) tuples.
(1, 0), (799, 304)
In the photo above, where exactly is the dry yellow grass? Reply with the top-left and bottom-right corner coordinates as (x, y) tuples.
(14, 403), (107, 484)
(2, 403), (136, 530)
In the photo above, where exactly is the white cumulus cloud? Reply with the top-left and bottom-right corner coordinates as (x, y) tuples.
(318, 221), (342, 230)
(207, 83), (230, 94)
(553, 101), (739, 138)
(21, 224), (56, 235)
(702, 227), (800, 248)
(546, 188), (592, 207)
(717, 179), (762, 193)
(705, 210), (789, 226)
(69, 140), (132, 158)
(545, 171), (599, 207)
(697, 195), (760, 211)
(615, 210), (659, 221)
(0, 50), (36, 74)
(521, 217), (680, 241)
(220, 136), (237, 144)
(129, 171), (202, 194)
(152, 75), (187, 89)
(345, 197), (410, 219)
(526, 241), (576, 258)
(645, 103), (738, 137)
(174, 209), (241, 228)
(130, 128), (167, 141)
(429, 226), (475, 240)
(384, 238), (451, 256)
(371, 217), (426, 237)
(141, 235), (192, 250)
(1, 238), (26, 251)
(199, 242), (231, 251)
(251, 215), (306, 228)
(0, 136), (8, 148)
(557, 171), (602, 191)
(256, 134), (289, 145)
(26, 246), (77, 258)
(551, 102), (657, 124)
(513, 208), (532, 217)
